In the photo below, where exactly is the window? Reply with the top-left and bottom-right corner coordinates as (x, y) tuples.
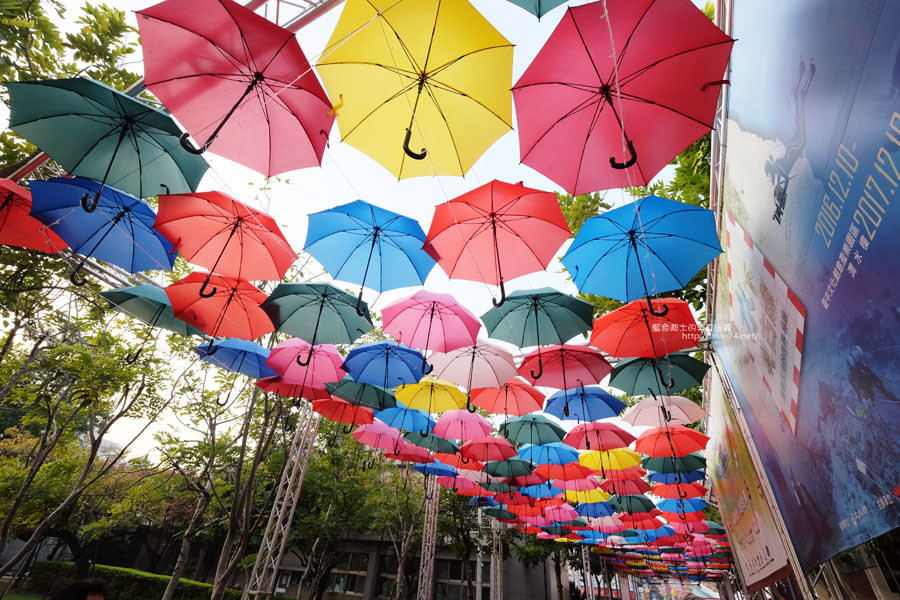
(324, 551), (370, 595)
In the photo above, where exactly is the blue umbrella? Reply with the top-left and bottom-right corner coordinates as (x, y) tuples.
(517, 442), (579, 466)
(30, 177), (175, 286)
(342, 341), (425, 388)
(304, 200), (436, 315)
(658, 498), (708, 513)
(647, 469), (706, 484)
(520, 483), (563, 498)
(469, 496), (499, 508)
(561, 194), (721, 316)
(413, 462), (458, 477)
(375, 406), (435, 435)
(575, 501), (616, 518)
(544, 386), (626, 421)
(195, 338), (277, 379)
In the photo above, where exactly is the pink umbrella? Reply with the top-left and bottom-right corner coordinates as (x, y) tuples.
(589, 515), (626, 533)
(265, 338), (344, 386)
(471, 377), (545, 416)
(598, 477), (651, 495)
(457, 469), (503, 485)
(435, 476), (481, 494)
(255, 375), (330, 400)
(429, 340), (518, 412)
(384, 442), (435, 463)
(432, 409), (493, 440)
(522, 515), (555, 527)
(460, 436), (517, 462)
(517, 344), (611, 388)
(544, 503), (579, 521)
(382, 290), (482, 374)
(352, 421), (402, 450)
(554, 477), (602, 491)
(564, 422), (636, 451)
(622, 395), (708, 427)
(670, 521), (709, 535)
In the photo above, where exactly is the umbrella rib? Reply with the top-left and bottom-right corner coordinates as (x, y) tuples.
(607, 1), (655, 80)
(65, 121), (126, 175)
(615, 91), (715, 129)
(218, 0), (261, 74)
(139, 13), (250, 76)
(616, 39), (735, 88)
(517, 86), (604, 162)
(426, 73), (514, 127)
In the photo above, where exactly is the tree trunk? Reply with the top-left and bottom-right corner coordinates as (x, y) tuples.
(553, 549), (564, 600)
(162, 491), (210, 600)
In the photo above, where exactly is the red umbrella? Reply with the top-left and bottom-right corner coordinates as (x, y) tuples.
(155, 191), (296, 293)
(534, 462), (594, 481)
(433, 452), (484, 471)
(436, 476), (483, 495)
(602, 466), (647, 481)
(590, 298), (700, 358)
(634, 424), (709, 457)
(517, 344), (612, 388)
(661, 510), (706, 523)
(166, 272), (274, 341)
(136, 0), (334, 176)
(460, 436), (516, 462)
(470, 378), (544, 416)
(312, 398), (374, 426)
(0, 178), (66, 253)
(599, 477), (651, 496)
(384, 443), (435, 464)
(652, 482), (707, 499)
(564, 422), (636, 451)
(512, 0), (733, 194)
(554, 477), (602, 492)
(255, 375), (329, 400)
(423, 180), (571, 305)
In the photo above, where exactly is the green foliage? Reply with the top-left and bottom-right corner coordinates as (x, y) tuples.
(556, 192), (611, 236)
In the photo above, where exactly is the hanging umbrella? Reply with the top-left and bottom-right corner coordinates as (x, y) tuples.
(579, 448), (642, 473)
(136, 0), (334, 176)
(30, 177), (175, 285)
(100, 284), (205, 362)
(414, 462), (459, 478)
(504, 0), (567, 19)
(384, 443), (435, 464)
(500, 414), (566, 445)
(342, 341), (425, 388)
(166, 273), (274, 345)
(433, 452), (484, 471)
(424, 180), (570, 305)
(517, 344), (612, 387)
(312, 398), (375, 427)
(544, 385), (626, 421)
(440, 477), (486, 495)
(608, 354), (710, 396)
(520, 483), (564, 499)
(256, 375), (330, 400)
(512, 0), (734, 194)
(432, 409), (493, 441)
(460, 437), (517, 463)
(517, 443), (579, 466)
(470, 378), (544, 416)
(155, 191), (296, 295)
(262, 282), (373, 364)
(375, 407), (436, 436)
(483, 458), (535, 479)
(599, 478), (652, 496)
(325, 378), (397, 410)
(194, 338), (276, 378)
(576, 502), (616, 519)
(623, 396), (708, 428)
(316, 0), (513, 178)
(565, 489), (611, 505)
(395, 377), (468, 414)
(304, 200), (435, 314)
(352, 421), (402, 451)
(641, 453), (707, 474)
(562, 195), (722, 309)
(428, 341), (518, 412)
(469, 496), (499, 508)
(652, 482), (707, 499)
(7, 78), (208, 205)
(647, 470), (705, 485)
(265, 339), (344, 388)
(0, 178), (66, 253)
(382, 290), (482, 373)
(403, 432), (460, 455)
(564, 422), (636, 451)
(607, 494), (657, 514)
(534, 463), (594, 481)
(590, 299), (700, 358)
(635, 425), (709, 458)
(657, 498), (707, 514)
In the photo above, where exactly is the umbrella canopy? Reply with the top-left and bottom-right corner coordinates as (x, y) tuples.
(520, 483), (564, 499)
(534, 462), (594, 481)
(137, 0), (334, 176)
(100, 285), (204, 337)
(504, 0), (567, 18)
(316, 0), (513, 178)
(470, 378), (545, 416)
(544, 386), (626, 422)
(312, 398), (375, 426)
(608, 494), (657, 514)
(30, 177), (175, 284)
(326, 378), (397, 410)
(0, 178), (66, 253)
(155, 191), (296, 286)
(564, 422), (636, 451)
(414, 462), (459, 478)
(590, 299), (700, 359)
(647, 470), (705, 485)
(166, 273), (274, 341)
(403, 432), (460, 454)
(375, 407), (436, 435)
(599, 478), (652, 496)
(7, 78), (208, 201)
(579, 448), (643, 473)
(652, 482), (707, 499)
(342, 341), (426, 388)
(642, 453), (707, 474)
(500, 414), (566, 445)
(635, 425), (709, 458)
(353, 421), (402, 450)
(384, 443), (435, 463)
(608, 354), (710, 396)
(512, 0), (734, 194)
(432, 409), (493, 440)
(304, 200), (435, 313)
(424, 180), (570, 305)
(562, 195), (722, 303)
(434, 452), (484, 471)
(518, 443), (579, 466)
(576, 502), (616, 519)
(262, 283), (373, 355)
(658, 498), (708, 514)
(483, 458), (535, 479)
(565, 489), (612, 504)
(481, 287), (593, 349)
(623, 396), (708, 427)
(428, 340), (518, 392)
(256, 375), (329, 400)
(460, 437), (517, 462)
(265, 339), (344, 387)
(395, 377), (468, 413)
(517, 344), (612, 388)
(195, 338), (276, 378)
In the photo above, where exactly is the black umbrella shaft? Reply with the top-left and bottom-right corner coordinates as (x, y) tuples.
(199, 76), (261, 147)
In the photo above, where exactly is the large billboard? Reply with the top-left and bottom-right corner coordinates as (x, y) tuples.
(712, 0), (900, 569)
(706, 372), (791, 590)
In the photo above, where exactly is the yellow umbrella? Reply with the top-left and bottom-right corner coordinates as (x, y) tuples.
(563, 488), (611, 504)
(395, 376), (467, 413)
(579, 448), (642, 472)
(316, 0), (513, 178)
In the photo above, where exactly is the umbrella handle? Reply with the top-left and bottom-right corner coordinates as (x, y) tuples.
(69, 258), (90, 287)
(204, 339), (221, 356)
(421, 356), (433, 375)
(80, 191), (100, 213)
(609, 140), (637, 170)
(179, 132), (209, 155)
(342, 423), (354, 434)
(296, 346), (315, 366)
(646, 296), (669, 317)
(355, 287), (368, 317)
(326, 430), (339, 447)
(198, 274), (218, 298)
(530, 353), (544, 380)
(460, 455), (470, 465)
(403, 128), (427, 160)
(491, 279), (508, 307)
(653, 361), (676, 389)
(465, 397), (478, 413)
(125, 347), (142, 364)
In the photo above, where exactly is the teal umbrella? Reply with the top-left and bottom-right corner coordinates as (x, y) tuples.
(608, 353), (710, 396)
(642, 453), (706, 474)
(7, 78), (208, 208)
(607, 494), (657, 514)
(403, 432), (459, 454)
(499, 414), (566, 445)
(480, 481), (518, 494)
(483, 506), (517, 520)
(326, 378), (397, 410)
(483, 458), (535, 478)
(262, 282), (374, 365)
(100, 284), (204, 362)
(504, 0), (567, 18)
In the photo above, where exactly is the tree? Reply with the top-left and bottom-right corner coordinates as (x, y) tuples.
(436, 490), (484, 600)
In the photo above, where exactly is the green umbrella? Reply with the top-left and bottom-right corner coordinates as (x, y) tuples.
(500, 414), (566, 445)
(641, 453), (706, 474)
(608, 353), (710, 396)
(483, 506), (517, 520)
(483, 458), (535, 478)
(480, 481), (518, 494)
(7, 78), (208, 208)
(607, 494), (657, 514)
(403, 432), (459, 454)
(100, 285), (204, 362)
(706, 522), (726, 535)
(326, 378), (396, 410)
(481, 287), (593, 348)
(504, 0), (567, 19)
(557, 517), (588, 527)
(262, 282), (374, 365)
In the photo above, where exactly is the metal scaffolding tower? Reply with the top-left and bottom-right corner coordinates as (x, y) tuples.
(490, 520), (503, 600)
(243, 403), (321, 600)
(416, 474), (440, 600)
(582, 546), (596, 600)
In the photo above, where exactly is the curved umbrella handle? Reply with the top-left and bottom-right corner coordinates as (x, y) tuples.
(326, 430), (339, 447)
(530, 353), (544, 380)
(421, 356), (433, 375)
(661, 405), (672, 422)
(81, 191), (100, 213)
(125, 347), (143, 364)
(204, 340), (221, 356)
(491, 279), (508, 308)
(646, 295), (669, 317)
(179, 132), (209, 155)
(653, 361), (676, 390)
(198, 273), (218, 298)
(69, 258), (90, 287)
(460, 455), (470, 465)
(563, 401), (570, 417)
(296, 346), (315, 366)
(466, 396), (478, 413)
(403, 128), (427, 160)
(609, 140), (637, 170)
(342, 423), (355, 434)
(678, 486), (689, 499)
